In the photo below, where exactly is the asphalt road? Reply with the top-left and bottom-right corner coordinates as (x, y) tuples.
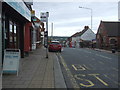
(57, 47), (119, 89)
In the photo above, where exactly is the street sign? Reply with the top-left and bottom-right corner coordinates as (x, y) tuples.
(40, 12), (49, 22)
(2, 49), (21, 76)
(40, 12), (47, 22)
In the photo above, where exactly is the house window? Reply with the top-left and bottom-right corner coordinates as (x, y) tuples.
(110, 38), (117, 44)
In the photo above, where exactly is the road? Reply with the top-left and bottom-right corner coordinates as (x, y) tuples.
(56, 47), (119, 89)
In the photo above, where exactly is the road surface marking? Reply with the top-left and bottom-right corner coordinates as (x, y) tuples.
(112, 68), (118, 72)
(74, 74), (94, 87)
(83, 51), (92, 54)
(83, 64), (90, 70)
(95, 54), (112, 60)
(99, 61), (104, 65)
(88, 74), (108, 86)
(58, 53), (79, 88)
(72, 65), (77, 71)
(72, 64), (86, 71)
(104, 74), (119, 86)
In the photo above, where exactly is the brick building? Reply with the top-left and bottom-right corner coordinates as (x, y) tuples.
(96, 21), (120, 51)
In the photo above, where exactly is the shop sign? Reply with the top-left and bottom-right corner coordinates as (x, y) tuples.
(3, 0), (31, 21)
(2, 49), (21, 76)
(31, 10), (35, 17)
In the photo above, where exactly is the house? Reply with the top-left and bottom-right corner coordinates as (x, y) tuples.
(96, 21), (120, 51)
(68, 26), (96, 48)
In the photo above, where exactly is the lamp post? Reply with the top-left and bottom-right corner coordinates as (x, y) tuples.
(79, 6), (93, 30)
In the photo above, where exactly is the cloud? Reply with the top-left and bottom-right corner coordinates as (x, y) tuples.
(33, 2), (118, 36)
(33, 0), (119, 2)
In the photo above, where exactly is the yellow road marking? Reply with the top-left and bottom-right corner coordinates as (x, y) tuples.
(72, 64), (86, 71)
(72, 65), (77, 71)
(83, 64), (90, 70)
(80, 80), (94, 87)
(58, 53), (79, 88)
(74, 74), (94, 87)
(89, 74), (108, 86)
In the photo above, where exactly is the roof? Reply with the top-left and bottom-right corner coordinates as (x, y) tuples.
(100, 21), (120, 36)
(71, 26), (89, 37)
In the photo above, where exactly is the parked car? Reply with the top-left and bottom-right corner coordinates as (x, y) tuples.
(48, 41), (62, 52)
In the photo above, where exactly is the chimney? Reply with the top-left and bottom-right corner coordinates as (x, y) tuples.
(84, 26), (89, 30)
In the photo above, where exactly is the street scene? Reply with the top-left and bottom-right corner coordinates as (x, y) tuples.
(0, 0), (120, 90)
(56, 48), (119, 88)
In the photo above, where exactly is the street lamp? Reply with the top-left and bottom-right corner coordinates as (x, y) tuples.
(79, 6), (93, 30)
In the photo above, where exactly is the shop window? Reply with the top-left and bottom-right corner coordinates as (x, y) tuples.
(9, 23), (13, 43)
(8, 21), (18, 48)
(14, 25), (17, 48)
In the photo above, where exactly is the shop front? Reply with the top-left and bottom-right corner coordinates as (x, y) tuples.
(2, 1), (31, 63)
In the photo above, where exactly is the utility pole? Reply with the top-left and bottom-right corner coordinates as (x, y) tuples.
(51, 22), (53, 41)
(79, 6), (93, 30)
(40, 12), (49, 58)
(46, 12), (49, 58)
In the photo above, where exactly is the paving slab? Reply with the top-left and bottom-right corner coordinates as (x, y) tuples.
(2, 46), (66, 89)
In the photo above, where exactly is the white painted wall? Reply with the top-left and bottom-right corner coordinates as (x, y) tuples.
(81, 29), (96, 41)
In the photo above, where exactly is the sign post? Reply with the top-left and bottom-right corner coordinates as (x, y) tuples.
(2, 49), (21, 76)
(40, 12), (49, 58)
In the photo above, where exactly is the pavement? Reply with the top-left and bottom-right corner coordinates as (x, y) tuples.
(2, 46), (66, 88)
(93, 48), (119, 55)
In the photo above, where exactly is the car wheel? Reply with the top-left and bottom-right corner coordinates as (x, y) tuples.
(59, 49), (61, 52)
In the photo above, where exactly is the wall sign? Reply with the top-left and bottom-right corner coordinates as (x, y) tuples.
(3, 0), (31, 21)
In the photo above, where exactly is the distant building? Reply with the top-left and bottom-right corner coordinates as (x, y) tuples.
(96, 21), (120, 51)
(68, 26), (96, 48)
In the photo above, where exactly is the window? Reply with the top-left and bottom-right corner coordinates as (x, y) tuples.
(8, 20), (18, 48)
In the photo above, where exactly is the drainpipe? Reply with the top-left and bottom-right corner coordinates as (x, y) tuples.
(0, 1), (2, 72)
(0, 1), (2, 90)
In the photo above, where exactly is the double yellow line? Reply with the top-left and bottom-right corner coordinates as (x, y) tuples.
(57, 53), (80, 89)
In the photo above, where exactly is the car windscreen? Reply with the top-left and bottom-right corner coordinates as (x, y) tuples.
(51, 42), (60, 45)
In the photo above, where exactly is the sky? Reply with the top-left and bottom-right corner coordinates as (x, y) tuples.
(32, 1), (119, 36)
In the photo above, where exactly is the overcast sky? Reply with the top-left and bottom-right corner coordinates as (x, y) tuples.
(32, 1), (119, 36)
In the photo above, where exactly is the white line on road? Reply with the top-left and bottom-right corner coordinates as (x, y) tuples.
(112, 68), (118, 72)
(98, 61), (104, 65)
(95, 54), (112, 60)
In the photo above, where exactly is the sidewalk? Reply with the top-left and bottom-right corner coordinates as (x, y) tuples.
(94, 48), (119, 55)
(2, 46), (66, 88)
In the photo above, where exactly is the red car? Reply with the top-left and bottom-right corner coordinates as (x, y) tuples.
(48, 41), (62, 52)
